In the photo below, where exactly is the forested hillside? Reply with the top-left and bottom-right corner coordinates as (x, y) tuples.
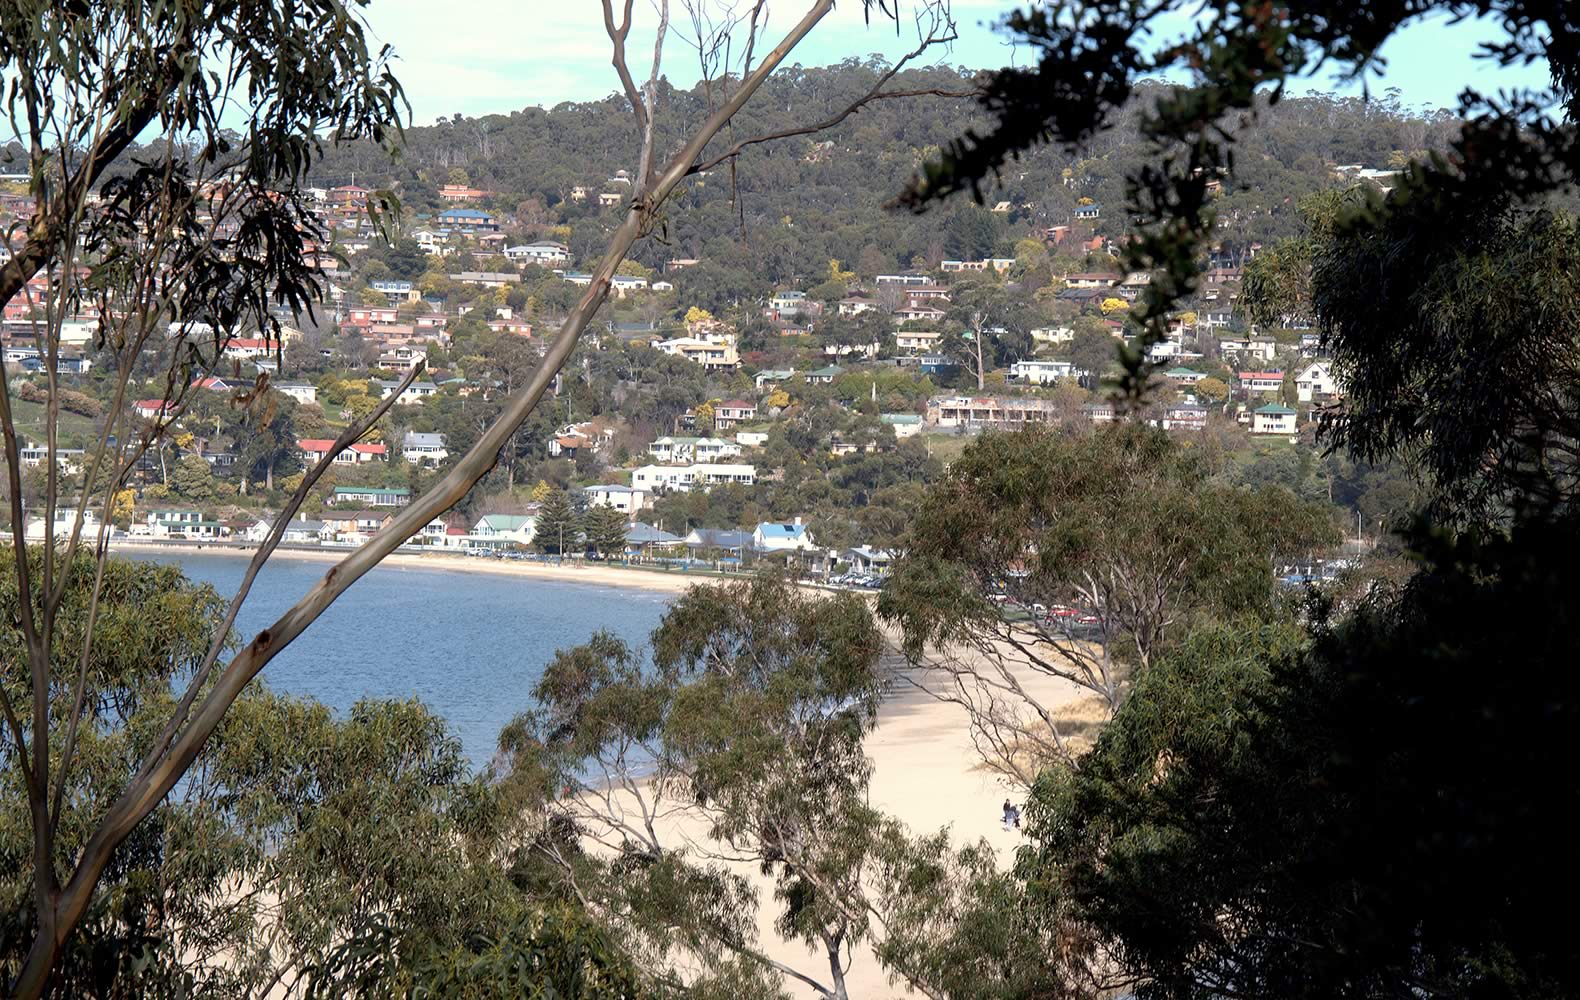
(314, 60), (1464, 287)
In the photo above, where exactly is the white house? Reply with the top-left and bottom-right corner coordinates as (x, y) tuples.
(584, 483), (651, 515)
(631, 463), (756, 492)
(373, 379), (438, 405)
(1295, 361), (1342, 402)
(752, 519), (816, 553)
(1009, 359), (1076, 385)
(466, 513), (537, 551)
(736, 431), (769, 447)
(655, 334), (739, 370)
(275, 381), (318, 404)
(1251, 403), (1298, 437)
(504, 241), (570, 266)
(880, 413), (924, 439)
(401, 431), (449, 465)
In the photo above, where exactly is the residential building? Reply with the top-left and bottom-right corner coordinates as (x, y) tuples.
(837, 295), (879, 316)
(1009, 359), (1076, 384)
(584, 484), (651, 515)
(296, 438), (387, 464)
(436, 207), (497, 230)
(927, 395), (1061, 429)
(373, 379), (438, 404)
(1162, 403), (1209, 431)
(630, 463), (756, 492)
(755, 368), (795, 389)
(370, 279), (419, 302)
(1295, 361), (1342, 402)
(805, 365), (843, 384)
(447, 271), (521, 287)
(840, 546), (893, 575)
(503, 241), (570, 266)
(736, 430), (769, 447)
(1030, 326), (1074, 345)
(893, 301), (946, 324)
(1238, 371), (1285, 395)
(1083, 400), (1117, 424)
(330, 486), (411, 508)
(1064, 271), (1122, 289)
(1164, 367), (1207, 385)
(1074, 202), (1102, 220)
(655, 334), (740, 371)
(401, 431), (449, 465)
(275, 381), (318, 404)
(467, 513), (537, 550)
(880, 413), (924, 439)
(684, 528), (751, 552)
(18, 442), (85, 473)
(713, 399), (757, 429)
(895, 329), (942, 355)
(377, 345), (427, 369)
(874, 271), (931, 286)
(753, 519), (816, 553)
(1251, 403), (1298, 437)
(282, 519), (325, 544)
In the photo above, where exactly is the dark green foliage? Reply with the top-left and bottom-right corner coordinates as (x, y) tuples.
(1028, 517), (1580, 999)
(533, 488), (580, 555)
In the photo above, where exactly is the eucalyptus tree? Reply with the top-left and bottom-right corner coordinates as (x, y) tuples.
(1, 2), (960, 992)
(879, 424), (1336, 786)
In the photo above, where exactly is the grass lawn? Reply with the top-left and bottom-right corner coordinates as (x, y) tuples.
(919, 429), (976, 464)
(7, 397), (100, 448)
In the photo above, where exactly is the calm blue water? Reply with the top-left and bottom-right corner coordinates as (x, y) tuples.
(132, 551), (672, 769)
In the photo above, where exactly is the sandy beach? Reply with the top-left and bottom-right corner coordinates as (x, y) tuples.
(109, 539), (707, 595)
(116, 538), (1079, 997)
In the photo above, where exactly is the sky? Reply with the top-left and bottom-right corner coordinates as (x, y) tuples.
(360, 2), (1554, 125)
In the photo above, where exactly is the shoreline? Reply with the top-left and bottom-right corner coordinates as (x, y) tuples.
(109, 539), (710, 595)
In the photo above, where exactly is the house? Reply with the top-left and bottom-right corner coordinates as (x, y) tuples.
(330, 486), (411, 508)
(1164, 367), (1206, 385)
(750, 370), (792, 391)
(1251, 403), (1298, 437)
(837, 295), (880, 317)
(370, 279), (419, 302)
(373, 379), (438, 404)
(1220, 337), (1277, 363)
(584, 483), (651, 515)
(927, 395), (1061, 429)
(1162, 403), (1209, 431)
(1064, 271), (1122, 289)
(840, 546), (893, 575)
(611, 274), (650, 294)
(880, 413), (924, 439)
(713, 399), (757, 429)
(875, 271), (930, 286)
(145, 509), (224, 539)
(752, 519), (816, 553)
(1295, 361), (1342, 402)
(630, 463), (756, 492)
(133, 399), (178, 420)
(1238, 371), (1285, 395)
(467, 513), (537, 550)
(447, 271), (521, 288)
(282, 519), (325, 544)
(1009, 359), (1076, 385)
(436, 207), (497, 230)
(736, 430), (769, 447)
(655, 335), (739, 371)
(275, 381), (318, 404)
(296, 438), (387, 465)
(504, 241), (570, 266)
(1083, 400), (1117, 424)
(401, 431), (449, 465)
(1074, 202), (1102, 220)
(377, 345), (427, 369)
(597, 191), (623, 207)
(439, 183), (488, 201)
(895, 329), (942, 355)
(25, 506), (102, 542)
(684, 528), (752, 553)
(805, 365), (843, 385)
(893, 301), (947, 324)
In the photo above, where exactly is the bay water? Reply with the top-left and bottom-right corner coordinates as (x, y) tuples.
(132, 550), (672, 769)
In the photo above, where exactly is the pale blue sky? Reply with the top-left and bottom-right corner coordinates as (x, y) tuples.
(360, 2), (1553, 124)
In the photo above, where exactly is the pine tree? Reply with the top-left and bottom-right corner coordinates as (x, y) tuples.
(586, 504), (630, 558)
(534, 489), (581, 555)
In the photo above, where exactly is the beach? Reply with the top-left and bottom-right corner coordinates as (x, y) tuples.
(121, 538), (1080, 997)
(109, 539), (707, 595)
